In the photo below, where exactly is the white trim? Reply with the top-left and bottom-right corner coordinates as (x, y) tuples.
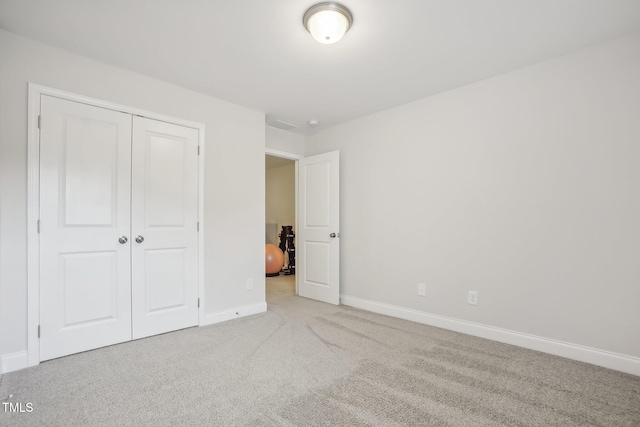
(27, 83), (206, 368)
(28, 84), (204, 130)
(27, 85), (41, 368)
(340, 294), (640, 376)
(265, 147), (304, 160)
(197, 127), (206, 327)
(201, 302), (267, 325)
(1, 351), (29, 374)
(294, 161), (299, 295)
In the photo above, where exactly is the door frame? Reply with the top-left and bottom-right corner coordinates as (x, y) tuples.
(26, 84), (206, 367)
(265, 148), (303, 295)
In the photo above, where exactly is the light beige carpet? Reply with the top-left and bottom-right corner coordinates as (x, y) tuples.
(1, 274), (638, 426)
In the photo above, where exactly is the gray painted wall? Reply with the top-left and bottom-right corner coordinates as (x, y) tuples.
(306, 33), (640, 359)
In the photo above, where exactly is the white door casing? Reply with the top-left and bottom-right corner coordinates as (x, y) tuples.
(39, 96), (133, 361)
(298, 151), (340, 305)
(131, 116), (199, 339)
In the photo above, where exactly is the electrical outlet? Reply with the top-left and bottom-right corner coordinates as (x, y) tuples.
(246, 278), (253, 291)
(468, 291), (478, 305)
(418, 283), (426, 297)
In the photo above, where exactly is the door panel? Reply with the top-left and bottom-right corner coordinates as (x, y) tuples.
(304, 242), (331, 286)
(61, 251), (119, 325)
(145, 248), (187, 312)
(298, 151), (340, 305)
(303, 162), (331, 227)
(62, 117), (119, 226)
(131, 117), (199, 339)
(145, 135), (188, 227)
(39, 95), (133, 361)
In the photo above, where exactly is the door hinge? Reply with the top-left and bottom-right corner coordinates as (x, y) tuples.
(197, 222), (200, 232)
(37, 219), (40, 233)
(197, 298), (200, 308)
(38, 325), (41, 338)
(197, 146), (200, 155)
(37, 115), (42, 129)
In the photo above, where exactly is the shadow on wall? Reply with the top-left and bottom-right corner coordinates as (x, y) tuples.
(266, 222), (278, 245)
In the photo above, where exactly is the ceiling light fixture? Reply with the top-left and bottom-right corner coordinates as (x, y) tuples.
(303, 2), (353, 44)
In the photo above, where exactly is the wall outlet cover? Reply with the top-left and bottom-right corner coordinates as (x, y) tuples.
(418, 283), (426, 297)
(468, 291), (478, 305)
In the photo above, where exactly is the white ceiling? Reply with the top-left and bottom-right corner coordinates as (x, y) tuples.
(1, 1), (640, 135)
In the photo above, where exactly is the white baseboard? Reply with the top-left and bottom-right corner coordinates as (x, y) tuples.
(201, 302), (267, 326)
(340, 294), (640, 376)
(1, 351), (29, 374)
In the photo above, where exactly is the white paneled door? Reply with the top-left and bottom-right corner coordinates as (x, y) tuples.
(39, 96), (199, 361)
(131, 117), (199, 339)
(298, 151), (340, 305)
(39, 96), (134, 361)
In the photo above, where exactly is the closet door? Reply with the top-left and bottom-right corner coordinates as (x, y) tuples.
(131, 117), (199, 339)
(39, 96), (133, 361)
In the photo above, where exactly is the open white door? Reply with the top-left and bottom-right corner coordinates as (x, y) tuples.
(298, 151), (340, 305)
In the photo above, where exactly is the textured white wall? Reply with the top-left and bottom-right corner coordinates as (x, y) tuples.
(306, 33), (640, 358)
(0, 30), (266, 361)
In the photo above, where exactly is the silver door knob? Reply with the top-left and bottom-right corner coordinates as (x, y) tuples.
(330, 233), (336, 238)
(135, 235), (144, 243)
(118, 236), (128, 244)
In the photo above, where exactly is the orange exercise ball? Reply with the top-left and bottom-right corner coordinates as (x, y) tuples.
(265, 244), (284, 277)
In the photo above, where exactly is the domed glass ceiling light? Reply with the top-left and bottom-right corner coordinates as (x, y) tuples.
(303, 2), (353, 44)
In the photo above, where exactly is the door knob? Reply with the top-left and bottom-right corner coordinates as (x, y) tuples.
(330, 233), (336, 238)
(118, 236), (128, 244)
(135, 235), (144, 243)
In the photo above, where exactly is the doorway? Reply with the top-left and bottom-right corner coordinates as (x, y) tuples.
(265, 154), (297, 298)
(264, 149), (341, 305)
